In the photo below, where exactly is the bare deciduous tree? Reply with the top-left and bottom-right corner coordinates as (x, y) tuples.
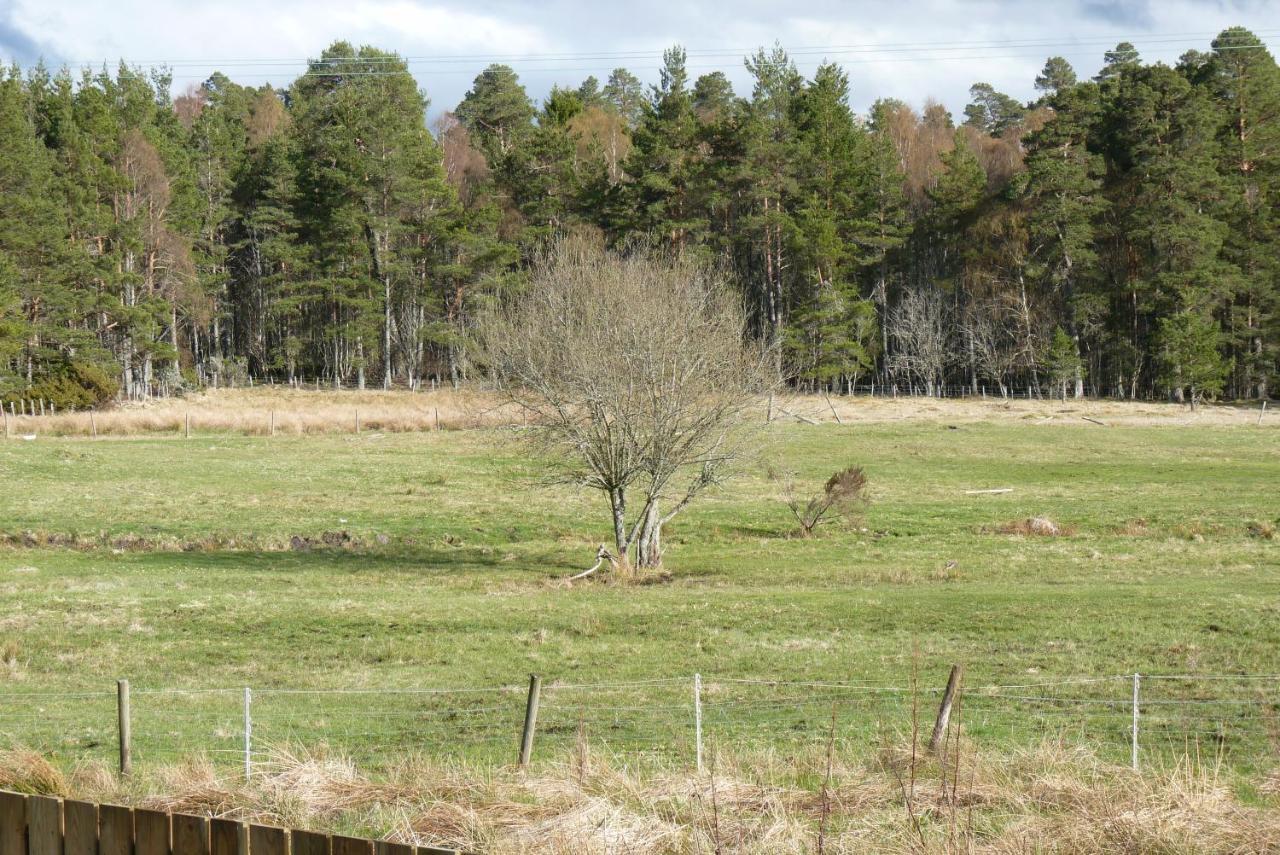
(888, 286), (951, 395)
(963, 299), (1024, 397)
(477, 237), (770, 574)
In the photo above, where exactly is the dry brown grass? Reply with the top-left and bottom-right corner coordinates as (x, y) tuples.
(988, 517), (1076, 537)
(2, 387), (523, 437)
(0, 749), (68, 796)
(779, 393), (1277, 428)
(4, 388), (1274, 439)
(4, 741), (1276, 854)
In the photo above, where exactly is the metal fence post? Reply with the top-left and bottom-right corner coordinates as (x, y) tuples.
(1131, 672), (1140, 771)
(694, 673), (703, 774)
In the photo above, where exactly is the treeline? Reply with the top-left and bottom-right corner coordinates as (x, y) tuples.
(0, 29), (1277, 407)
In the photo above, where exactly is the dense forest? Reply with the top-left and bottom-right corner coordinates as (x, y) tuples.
(1, 28), (1277, 407)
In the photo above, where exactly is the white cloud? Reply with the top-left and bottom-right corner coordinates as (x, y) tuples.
(2, 0), (1276, 116)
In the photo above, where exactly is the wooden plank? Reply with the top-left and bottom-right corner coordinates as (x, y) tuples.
(0, 791), (26, 855)
(63, 800), (99, 855)
(331, 836), (373, 855)
(98, 804), (135, 855)
(173, 814), (210, 855)
(210, 818), (245, 855)
(289, 829), (330, 855)
(246, 823), (287, 855)
(135, 808), (173, 855)
(27, 795), (63, 855)
(417, 847), (460, 855)
(376, 843), (414, 855)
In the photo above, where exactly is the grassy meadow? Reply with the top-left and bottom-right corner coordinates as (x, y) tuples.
(0, 391), (1278, 849)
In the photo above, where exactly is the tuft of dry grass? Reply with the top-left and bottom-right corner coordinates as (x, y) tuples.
(989, 517), (1075, 537)
(2, 740), (1276, 854)
(0, 749), (68, 796)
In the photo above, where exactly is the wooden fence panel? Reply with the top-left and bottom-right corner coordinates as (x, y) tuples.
(27, 795), (62, 855)
(210, 818), (244, 855)
(63, 800), (98, 855)
(136, 808), (173, 855)
(0, 792), (458, 855)
(173, 813), (210, 855)
(246, 823), (287, 855)
(0, 792), (26, 855)
(98, 804), (134, 855)
(290, 829), (330, 855)
(331, 835), (374, 855)
(375, 843), (413, 855)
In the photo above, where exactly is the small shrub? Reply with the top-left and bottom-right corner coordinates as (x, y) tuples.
(784, 465), (870, 536)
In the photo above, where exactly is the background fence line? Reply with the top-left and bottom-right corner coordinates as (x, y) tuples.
(2, 672), (1277, 778)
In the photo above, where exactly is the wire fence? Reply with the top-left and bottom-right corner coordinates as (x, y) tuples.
(1, 673), (1277, 776)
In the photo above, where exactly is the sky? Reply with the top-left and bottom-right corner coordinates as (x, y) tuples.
(2, 0), (1277, 118)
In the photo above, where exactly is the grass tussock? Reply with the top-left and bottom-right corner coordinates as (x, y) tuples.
(2, 741), (1276, 854)
(0, 749), (68, 796)
(989, 517), (1076, 537)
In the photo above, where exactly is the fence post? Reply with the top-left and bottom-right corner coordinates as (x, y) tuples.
(1131, 672), (1140, 771)
(694, 673), (703, 774)
(519, 674), (541, 767)
(355, 409), (360, 434)
(1259, 400), (1268, 426)
(269, 409), (275, 437)
(244, 687), (252, 780)
(928, 664), (964, 752)
(185, 412), (191, 439)
(117, 679), (132, 775)
(2, 405), (7, 439)
(90, 410), (97, 438)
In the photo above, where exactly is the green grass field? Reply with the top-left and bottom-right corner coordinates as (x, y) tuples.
(2, 405), (1278, 778)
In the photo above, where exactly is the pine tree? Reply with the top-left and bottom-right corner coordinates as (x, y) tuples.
(1204, 27), (1280, 397)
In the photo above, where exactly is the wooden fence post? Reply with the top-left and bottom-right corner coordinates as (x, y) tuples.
(118, 679), (132, 775)
(90, 411), (97, 438)
(1131, 672), (1140, 771)
(694, 673), (703, 773)
(519, 674), (541, 767)
(184, 412), (191, 439)
(928, 665), (964, 752)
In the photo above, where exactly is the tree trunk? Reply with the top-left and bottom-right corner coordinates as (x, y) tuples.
(636, 501), (662, 569)
(609, 489), (628, 565)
